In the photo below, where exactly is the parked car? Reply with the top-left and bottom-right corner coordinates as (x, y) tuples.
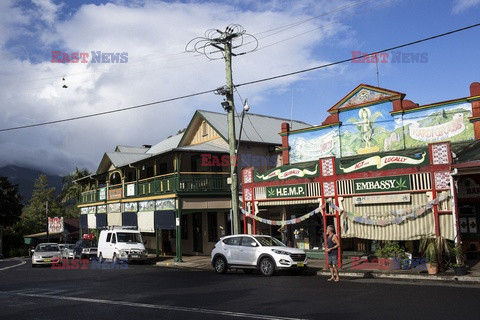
(73, 239), (98, 259)
(97, 227), (147, 264)
(31, 243), (62, 267)
(61, 244), (75, 259)
(211, 234), (308, 276)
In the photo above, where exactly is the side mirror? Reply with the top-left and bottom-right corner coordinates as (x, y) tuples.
(250, 242), (257, 247)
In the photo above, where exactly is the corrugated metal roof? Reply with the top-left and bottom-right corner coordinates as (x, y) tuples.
(146, 134), (183, 155)
(115, 145), (148, 153)
(175, 140), (229, 153)
(198, 110), (311, 145)
(105, 152), (151, 168)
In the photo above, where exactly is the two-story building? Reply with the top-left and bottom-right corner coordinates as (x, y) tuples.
(76, 109), (310, 260)
(242, 82), (480, 266)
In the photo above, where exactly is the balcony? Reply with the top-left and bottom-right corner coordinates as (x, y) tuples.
(78, 172), (230, 204)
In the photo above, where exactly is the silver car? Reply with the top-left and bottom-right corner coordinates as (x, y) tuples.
(61, 244), (75, 259)
(31, 243), (62, 267)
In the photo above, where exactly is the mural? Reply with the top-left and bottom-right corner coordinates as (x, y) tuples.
(288, 98), (474, 164)
(288, 127), (340, 163)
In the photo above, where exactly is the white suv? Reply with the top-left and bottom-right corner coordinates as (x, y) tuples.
(211, 234), (307, 276)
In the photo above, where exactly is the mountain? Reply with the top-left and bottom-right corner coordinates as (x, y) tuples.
(0, 165), (64, 204)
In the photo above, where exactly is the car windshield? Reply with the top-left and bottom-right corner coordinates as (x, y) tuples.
(117, 232), (143, 243)
(36, 244), (60, 252)
(253, 236), (285, 247)
(83, 240), (97, 247)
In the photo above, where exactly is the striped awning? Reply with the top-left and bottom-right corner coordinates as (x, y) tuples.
(340, 192), (454, 241)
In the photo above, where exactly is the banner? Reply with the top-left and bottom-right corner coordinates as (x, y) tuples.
(241, 207), (320, 226)
(329, 194), (448, 227)
(339, 152), (426, 174)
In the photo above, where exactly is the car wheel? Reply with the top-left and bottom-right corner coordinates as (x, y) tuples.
(243, 269), (254, 274)
(259, 257), (275, 276)
(98, 253), (103, 264)
(213, 256), (227, 274)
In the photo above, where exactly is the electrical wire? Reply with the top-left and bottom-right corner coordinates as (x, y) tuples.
(1, 22), (479, 133)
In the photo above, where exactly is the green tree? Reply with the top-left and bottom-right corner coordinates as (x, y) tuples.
(0, 176), (24, 256)
(0, 176), (23, 227)
(21, 174), (63, 235)
(59, 168), (90, 218)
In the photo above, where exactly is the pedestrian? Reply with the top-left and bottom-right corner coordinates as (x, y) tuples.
(325, 225), (340, 281)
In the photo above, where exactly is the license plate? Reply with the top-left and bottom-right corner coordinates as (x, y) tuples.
(297, 262), (304, 267)
(131, 255), (139, 258)
(44, 259), (51, 262)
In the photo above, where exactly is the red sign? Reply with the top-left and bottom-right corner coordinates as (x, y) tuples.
(83, 233), (95, 240)
(108, 188), (123, 200)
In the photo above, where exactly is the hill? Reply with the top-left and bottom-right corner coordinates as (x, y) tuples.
(0, 165), (63, 204)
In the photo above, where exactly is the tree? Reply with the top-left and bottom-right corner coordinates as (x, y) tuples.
(21, 174), (62, 235)
(0, 176), (23, 227)
(59, 168), (91, 218)
(0, 176), (24, 256)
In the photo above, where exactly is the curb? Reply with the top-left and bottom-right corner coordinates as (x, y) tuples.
(316, 270), (480, 283)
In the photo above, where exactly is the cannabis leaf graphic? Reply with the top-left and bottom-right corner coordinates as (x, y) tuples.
(395, 178), (409, 190)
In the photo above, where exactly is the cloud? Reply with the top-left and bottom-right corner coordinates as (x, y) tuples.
(452, 0), (480, 13)
(0, 0), (363, 175)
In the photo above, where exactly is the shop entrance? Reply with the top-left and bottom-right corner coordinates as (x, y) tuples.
(193, 212), (203, 253)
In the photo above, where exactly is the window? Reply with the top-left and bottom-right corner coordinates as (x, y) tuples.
(106, 233), (111, 242)
(223, 236), (241, 246)
(201, 120), (208, 136)
(207, 212), (218, 242)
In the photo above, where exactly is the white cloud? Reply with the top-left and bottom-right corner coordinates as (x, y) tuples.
(0, 0), (367, 175)
(452, 0), (480, 13)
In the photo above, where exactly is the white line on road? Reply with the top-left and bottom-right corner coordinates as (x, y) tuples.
(0, 260), (26, 271)
(5, 292), (308, 320)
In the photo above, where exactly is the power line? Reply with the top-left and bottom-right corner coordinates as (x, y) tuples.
(236, 22), (480, 88)
(1, 22), (479, 133)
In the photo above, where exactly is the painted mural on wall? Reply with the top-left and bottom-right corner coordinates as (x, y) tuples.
(288, 127), (340, 163)
(340, 101), (395, 156)
(399, 102), (473, 147)
(288, 99), (474, 164)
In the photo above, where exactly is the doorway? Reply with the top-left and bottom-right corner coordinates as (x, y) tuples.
(193, 212), (203, 253)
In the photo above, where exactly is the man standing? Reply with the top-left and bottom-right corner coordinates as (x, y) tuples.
(326, 225), (340, 281)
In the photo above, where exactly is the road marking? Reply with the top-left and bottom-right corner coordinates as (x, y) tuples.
(3, 291), (308, 320)
(0, 260), (26, 271)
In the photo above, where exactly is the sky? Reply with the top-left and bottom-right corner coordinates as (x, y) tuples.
(0, 0), (479, 176)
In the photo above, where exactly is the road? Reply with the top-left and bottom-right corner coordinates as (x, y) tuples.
(1, 258), (479, 320)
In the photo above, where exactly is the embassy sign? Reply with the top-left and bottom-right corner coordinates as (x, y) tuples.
(353, 176), (411, 194)
(266, 184), (306, 198)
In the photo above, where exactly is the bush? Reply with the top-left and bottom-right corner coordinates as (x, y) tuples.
(375, 241), (408, 259)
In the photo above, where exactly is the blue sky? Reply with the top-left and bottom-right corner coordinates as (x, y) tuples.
(0, 0), (479, 175)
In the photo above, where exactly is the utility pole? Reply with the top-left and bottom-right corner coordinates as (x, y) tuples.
(46, 201), (49, 242)
(186, 24), (257, 235)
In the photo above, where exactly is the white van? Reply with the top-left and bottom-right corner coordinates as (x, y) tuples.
(97, 226), (147, 263)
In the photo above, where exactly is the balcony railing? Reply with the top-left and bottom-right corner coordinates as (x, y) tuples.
(78, 172), (230, 204)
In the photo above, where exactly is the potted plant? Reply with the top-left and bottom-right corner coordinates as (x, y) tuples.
(420, 237), (438, 274)
(451, 244), (467, 276)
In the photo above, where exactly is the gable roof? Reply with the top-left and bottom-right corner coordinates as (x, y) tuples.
(146, 133), (183, 155)
(96, 152), (151, 174)
(180, 109), (311, 146)
(328, 84), (405, 113)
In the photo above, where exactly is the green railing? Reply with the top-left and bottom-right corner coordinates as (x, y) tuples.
(78, 172), (230, 204)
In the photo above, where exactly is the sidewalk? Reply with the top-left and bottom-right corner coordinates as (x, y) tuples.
(152, 254), (480, 284)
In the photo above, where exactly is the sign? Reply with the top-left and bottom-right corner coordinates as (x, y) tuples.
(99, 188), (106, 200)
(126, 184), (136, 196)
(353, 176), (411, 194)
(108, 188), (122, 200)
(338, 152), (427, 174)
(48, 217), (64, 233)
(266, 184), (306, 198)
(457, 177), (480, 199)
(255, 163), (318, 182)
(156, 199), (175, 210)
(354, 193), (411, 205)
(409, 113), (465, 142)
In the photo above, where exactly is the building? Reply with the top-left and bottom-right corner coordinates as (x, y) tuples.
(76, 109), (310, 260)
(241, 82), (480, 266)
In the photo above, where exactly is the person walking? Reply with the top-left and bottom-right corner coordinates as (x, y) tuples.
(325, 225), (340, 281)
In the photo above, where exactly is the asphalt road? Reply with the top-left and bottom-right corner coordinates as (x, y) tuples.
(1, 258), (480, 320)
